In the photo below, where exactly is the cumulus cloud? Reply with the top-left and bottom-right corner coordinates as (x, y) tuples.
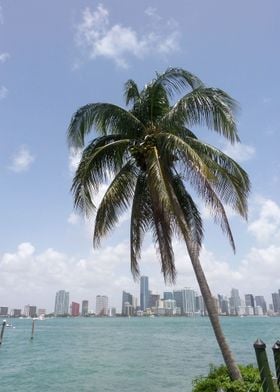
(248, 198), (280, 243)
(0, 52), (9, 63)
(222, 142), (255, 162)
(9, 145), (35, 173)
(0, 85), (8, 99)
(67, 212), (81, 225)
(75, 4), (180, 68)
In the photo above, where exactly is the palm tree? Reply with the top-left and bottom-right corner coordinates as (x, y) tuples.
(68, 68), (250, 380)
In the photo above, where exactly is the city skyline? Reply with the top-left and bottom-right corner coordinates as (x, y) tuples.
(0, 2), (280, 313)
(2, 277), (280, 316)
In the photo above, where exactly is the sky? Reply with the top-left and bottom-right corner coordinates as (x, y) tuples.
(0, 0), (280, 313)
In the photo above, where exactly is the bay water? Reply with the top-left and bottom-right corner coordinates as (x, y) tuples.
(1, 316), (279, 392)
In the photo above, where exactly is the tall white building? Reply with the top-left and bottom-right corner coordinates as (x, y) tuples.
(182, 288), (196, 315)
(54, 290), (69, 315)
(96, 295), (108, 316)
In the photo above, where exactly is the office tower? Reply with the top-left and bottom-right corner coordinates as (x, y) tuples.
(149, 294), (160, 308)
(182, 288), (196, 315)
(140, 276), (149, 311)
(255, 296), (267, 315)
(229, 288), (241, 315)
(96, 295), (108, 316)
(0, 307), (8, 316)
(272, 293), (280, 313)
(54, 290), (69, 315)
(24, 305), (37, 317)
(11, 309), (21, 317)
(71, 302), (80, 317)
(122, 291), (133, 315)
(163, 292), (174, 301)
(82, 300), (89, 316)
(173, 290), (183, 314)
(245, 294), (255, 309)
(195, 294), (207, 315)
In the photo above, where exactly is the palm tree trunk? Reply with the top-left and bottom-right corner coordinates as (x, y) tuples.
(186, 240), (242, 380)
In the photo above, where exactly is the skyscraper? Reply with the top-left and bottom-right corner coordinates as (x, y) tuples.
(173, 290), (183, 314)
(245, 294), (255, 309)
(182, 288), (196, 315)
(140, 276), (149, 311)
(122, 291), (133, 315)
(54, 290), (69, 316)
(71, 302), (80, 317)
(82, 300), (89, 316)
(272, 293), (280, 313)
(255, 296), (267, 315)
(96, 295), (108, 316)
(229, 288), (241, 315)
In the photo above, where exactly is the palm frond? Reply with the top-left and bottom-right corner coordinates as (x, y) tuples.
(153, 67), (204, 98)
(130, 174), (152, 279)
(68, 103), (144, 148)
(166, 87), (240, 143)
(71, 136), (131, 215)
(93, 160), (138, 247)
(124, 79), (140, 107)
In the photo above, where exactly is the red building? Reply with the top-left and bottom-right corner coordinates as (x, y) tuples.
(71, 302), (80, 317)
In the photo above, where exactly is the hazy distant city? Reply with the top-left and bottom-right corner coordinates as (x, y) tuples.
(2, 276), (280, 319)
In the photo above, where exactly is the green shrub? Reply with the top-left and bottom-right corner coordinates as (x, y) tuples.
(192, 364), (267, 392)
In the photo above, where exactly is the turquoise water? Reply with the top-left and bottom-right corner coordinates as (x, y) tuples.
(0, 316), (279, 391)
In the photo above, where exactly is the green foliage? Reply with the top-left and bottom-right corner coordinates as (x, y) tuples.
(192, 364), (269, 392)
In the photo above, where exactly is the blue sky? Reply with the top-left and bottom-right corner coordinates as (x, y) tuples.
(0, 0), (280, 313)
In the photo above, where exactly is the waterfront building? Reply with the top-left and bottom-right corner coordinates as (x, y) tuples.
(108, 307), (116, 317)
(163, 292), (174, 300)
(71, 302), (80, 317)
(245, 306), (254, 316)
(81, 300), (89, 316)
(237, 306), (246, 316)
(38, 308), (46, 316)
(196, 294), (207, 316)
(255, 296), (267, 315)
(255, 306), (263, 316)
(140, 276), (149, 311)
(24, 305), (37, 317)
(149, 293), (160, 308)
(96, 295), (108, 316)
(272, 292), (280, 313)
(229, 288), (241, 315)
(54, 290), (69, 316)
(122, 291), (133, 315)
(182, 288), (196, 316)
(245, 294), (255, 310)
(0, 307), (8, 316)
(11, 309), (21, 317)
(173, 290), (183, 314)
(164, 299), (177, 316)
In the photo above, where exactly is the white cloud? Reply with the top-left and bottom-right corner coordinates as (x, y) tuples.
(68, 147), (82, 174)
(67, 212), (81, 225)
(222, 142), (255, 162)
(9, 145), (35, 173)
(75, 4), (180, 68)
(0, 85), (8, 99)
(248, 198), (280, 243)
(0, 52), (9, 63)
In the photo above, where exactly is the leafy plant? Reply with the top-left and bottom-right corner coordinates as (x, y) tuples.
(192, 364), (271, 392)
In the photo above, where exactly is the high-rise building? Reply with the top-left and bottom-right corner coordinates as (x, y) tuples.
(122, 291), (133, 315)
(11, 309), (21, 317)
(182, 288), (196, 315)
(0, 307), (8, 316)
(82, 300), (89, 316)
(54, 290), (69, 316)
(24, 305), (37, 317)
(255, 296), (267, 315)
(149, 294), (160, 308)
(229, 288), (241, 315)
(163, 292), (174, 301)
(71, 302), (80, 317)
(245, 294), (255, 309)
(272, 293), (280, 313)
(140, 276), (149, 311)
(96, 295), (108, 316)
(173, 290), (183, 314)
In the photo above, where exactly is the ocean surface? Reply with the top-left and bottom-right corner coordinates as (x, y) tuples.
(0, 316), (279, 392)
